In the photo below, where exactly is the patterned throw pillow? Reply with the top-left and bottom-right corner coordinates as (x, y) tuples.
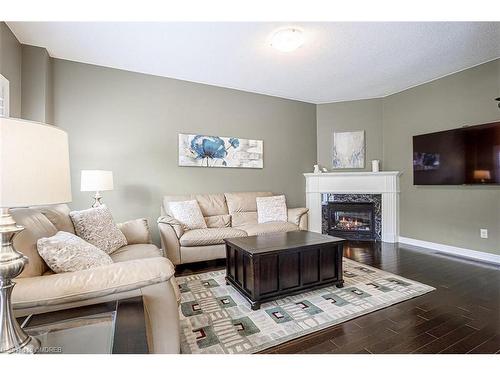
(37, 231), (113, 273)
(256, 195), (288, 224)
(168, 200), (207, 230)
(70, 206), (127, 254)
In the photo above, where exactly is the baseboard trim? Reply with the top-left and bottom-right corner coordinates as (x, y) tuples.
(398, 236), (500, 265)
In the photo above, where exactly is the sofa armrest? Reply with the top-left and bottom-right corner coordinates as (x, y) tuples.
(158, 218), (183, 265)
(288, 207), (309, 230)
(117, 218), (152, 244)
(157, 215), (184, 238)
(12, 257), (175, 309)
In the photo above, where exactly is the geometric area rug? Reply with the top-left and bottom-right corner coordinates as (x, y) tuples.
(177, 258), (435, 354)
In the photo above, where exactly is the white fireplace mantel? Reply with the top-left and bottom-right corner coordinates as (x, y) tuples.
(304, 171), (402, 243)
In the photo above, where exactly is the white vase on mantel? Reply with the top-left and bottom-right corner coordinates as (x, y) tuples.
(371, 160), (380, 172)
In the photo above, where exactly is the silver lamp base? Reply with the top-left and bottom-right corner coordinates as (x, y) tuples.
(0, 208), (41, 354)
(91, 191), (103, 208)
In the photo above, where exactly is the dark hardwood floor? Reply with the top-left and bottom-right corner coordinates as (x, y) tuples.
(175, 241), (500, 354)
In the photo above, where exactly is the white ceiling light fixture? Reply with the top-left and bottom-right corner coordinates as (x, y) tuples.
(270, 28), (304, 52)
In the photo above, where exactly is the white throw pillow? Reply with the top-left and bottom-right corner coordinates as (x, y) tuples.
(168, 200), (207, 230)
(256, 195), (288, 224)
(70, 205), (127, 254)
(37, 231), (113, 273)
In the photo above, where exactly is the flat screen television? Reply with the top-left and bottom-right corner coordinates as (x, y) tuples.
(413, 121), (500, 185)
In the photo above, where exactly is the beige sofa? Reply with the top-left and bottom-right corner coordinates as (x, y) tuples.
(158, 192), (308, 265)
(10, 204), (180, 354)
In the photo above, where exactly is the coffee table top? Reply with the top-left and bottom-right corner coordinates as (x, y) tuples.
(224, 230), (345, 255)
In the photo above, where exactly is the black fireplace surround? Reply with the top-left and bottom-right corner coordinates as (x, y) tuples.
(322, 194), (382, 241)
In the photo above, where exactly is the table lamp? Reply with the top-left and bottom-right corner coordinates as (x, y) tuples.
(473, 169), (491, 183)
(80, 170), (113, 208)
(0, 117), (72, 353)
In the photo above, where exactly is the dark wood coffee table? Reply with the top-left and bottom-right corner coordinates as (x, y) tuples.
(224, 231), (345, 310)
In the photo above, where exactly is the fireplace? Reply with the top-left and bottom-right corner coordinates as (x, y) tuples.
(306, 172), (400, 242)
(326, 202), (375, 240)
(321, 193), (382, 241)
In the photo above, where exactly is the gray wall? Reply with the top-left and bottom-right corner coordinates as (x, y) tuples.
(317, 98), (383, 171)
(7, 27), (499, 254)
(52, 59), (317, 243)
(383, 59), (500, 254)
(21, 45), (54, 124)
(0, 24), (53, 122)
(0, 22), (22, 117)
(317, 59), (500, 254)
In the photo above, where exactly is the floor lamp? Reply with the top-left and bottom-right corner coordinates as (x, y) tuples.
(0, 117), (72, 353)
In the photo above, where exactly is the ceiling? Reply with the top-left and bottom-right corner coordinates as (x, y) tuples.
(7, 22), (500, 104)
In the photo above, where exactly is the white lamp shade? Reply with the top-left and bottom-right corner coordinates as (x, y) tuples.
(0, 117), (72, 207)
(81, 170), (113, 192)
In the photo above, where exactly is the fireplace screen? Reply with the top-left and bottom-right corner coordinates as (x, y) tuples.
(332, 211), (372, 232)
(327, 202), (375, 240)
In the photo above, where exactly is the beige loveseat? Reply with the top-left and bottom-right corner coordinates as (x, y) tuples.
(10, 204), (180, 354)
(158, 192), (308, 265)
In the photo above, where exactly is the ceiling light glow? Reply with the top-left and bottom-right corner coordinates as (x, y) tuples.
(270, 28), (304, 52)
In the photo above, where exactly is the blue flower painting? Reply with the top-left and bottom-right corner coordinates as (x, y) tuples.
(179, 134), (263, 168)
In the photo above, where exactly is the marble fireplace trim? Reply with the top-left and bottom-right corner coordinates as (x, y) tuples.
(304, 171), (401, 243)
(322, 194), (382, 241)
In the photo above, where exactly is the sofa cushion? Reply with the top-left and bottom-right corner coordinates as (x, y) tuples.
(237, 222), (299, 236)
(37, 204), (75, 234)
(70, 206), (128, 254)
(117, 218), (152, 245)
(110, 244), (163, 263)
(224, 192), (273, 214)
(179, 228), (247, 247)
(231, 212), (258, 227)
(37, 231), (113, 273)
(193, 193), (228, 217)
(11, 208), (57, 277)
(256, 195), (288, 223)
(162, 193), (229, 217)
(205, 214), (231, 228)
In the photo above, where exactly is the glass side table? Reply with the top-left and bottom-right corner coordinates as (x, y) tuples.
(17, 296), (148, 354)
